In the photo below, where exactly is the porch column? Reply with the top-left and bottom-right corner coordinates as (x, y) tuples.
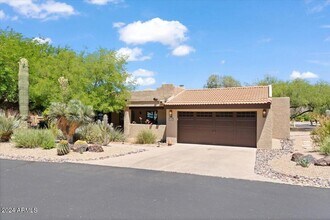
(124, 107), (131, 137)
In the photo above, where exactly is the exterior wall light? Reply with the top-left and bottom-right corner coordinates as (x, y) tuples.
(262, 109), (267, 118)
(169, 110), (173, 118)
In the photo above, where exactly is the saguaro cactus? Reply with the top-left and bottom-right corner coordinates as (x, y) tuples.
(18, 58), (29, 125)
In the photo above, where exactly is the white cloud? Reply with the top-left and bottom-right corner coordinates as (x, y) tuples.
(0, 10), (6, 20)
(325, 36), (330, 42)
(128, 68), (156, 86)
(86, 0), (121, 5)
(33, 37), (52, 44)
(117, 47), (151, 61)
(113, 22), (125, 28)
(171, 45), (195, 56)
(220, 60), (226, 65)
(306, 0), (330, 13)
(131, 68), (154, 77)
(290, 70), (319, 80)
(135, 77), (156, 86)
(0, 0), (76, 20)
(118, 17), (188, 47)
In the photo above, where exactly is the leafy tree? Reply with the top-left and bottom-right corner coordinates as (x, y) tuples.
(256, 75), (330, 118)
(204, 74), (241, 88)
(0, 29), (132, 113)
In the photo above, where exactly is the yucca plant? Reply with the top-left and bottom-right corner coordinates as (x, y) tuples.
(47, 100), (94, 143)
(57, 140), (70, 156)
(0, 113), (20, 142)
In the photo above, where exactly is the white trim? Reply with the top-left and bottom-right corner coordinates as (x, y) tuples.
(268, 85), (272, 98)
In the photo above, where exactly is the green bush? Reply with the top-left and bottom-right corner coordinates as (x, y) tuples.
(0, 113), (20, 142)
(12, 129), (55, 149)
(320, 137), (330, 156)
(76, 123), (102, 144)
(136, 129), (157, 144)
(109, 128), (125, 142)
(311, 116), (330, 148)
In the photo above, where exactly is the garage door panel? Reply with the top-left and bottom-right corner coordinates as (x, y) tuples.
(178, 111), (256, 147)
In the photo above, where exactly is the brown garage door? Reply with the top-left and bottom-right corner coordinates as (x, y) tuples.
(178, 111), (256, 147)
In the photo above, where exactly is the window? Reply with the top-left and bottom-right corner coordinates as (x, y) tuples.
(216, 112), (233, 117)
(237, 112), (256, 118)
(146, 111), (158, 124)
(196, 112), (213, 117)
(178, 112), (194, 117)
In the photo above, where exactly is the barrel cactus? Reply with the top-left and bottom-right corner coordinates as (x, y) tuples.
(57, 140), (70, 156)
(18, 58), (29, 127)
(72, 140), (88, 153)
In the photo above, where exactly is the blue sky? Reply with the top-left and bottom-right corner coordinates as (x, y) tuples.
(0, 0), (329, 89)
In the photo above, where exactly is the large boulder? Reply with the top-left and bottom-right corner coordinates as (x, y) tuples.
(291, 153), (304, 162)
(87, 144), (104, 152)
(71, 140), (88, 153)
(315, 156), (330, 166)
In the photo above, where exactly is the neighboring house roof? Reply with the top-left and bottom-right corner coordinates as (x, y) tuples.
(129, 84), (185, 107)
(165, 86), (271, 106)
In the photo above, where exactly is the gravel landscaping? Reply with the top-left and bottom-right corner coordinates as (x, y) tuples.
(255, 133), (330, 188)
(0, 142), (147, 163)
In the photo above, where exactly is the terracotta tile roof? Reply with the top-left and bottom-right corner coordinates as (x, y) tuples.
(165, 86), (271, 106)
(129, 84), (184, 103)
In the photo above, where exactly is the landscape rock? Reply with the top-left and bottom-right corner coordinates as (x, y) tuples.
(314, 158), (329, 166)
(323, 156), (330, 165)
(87, 144), (104, 152)
(291, 153), (304, 162)
(71, 140), (88, 153)
(315, 156), (330, 166)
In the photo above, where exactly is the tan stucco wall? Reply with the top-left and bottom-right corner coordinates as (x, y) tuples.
(128, 124), (166, 142)
(165, 108), (273, 149)
(256, 108), (272, 149)
(271, 97), (290, 139)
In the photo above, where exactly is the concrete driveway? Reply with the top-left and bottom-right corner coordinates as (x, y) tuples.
(77, 143), (275, 182)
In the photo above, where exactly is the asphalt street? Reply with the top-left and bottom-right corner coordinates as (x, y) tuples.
(0, 159), (329, 220)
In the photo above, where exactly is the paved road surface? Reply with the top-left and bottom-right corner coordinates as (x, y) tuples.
(1, 159), (329, 219)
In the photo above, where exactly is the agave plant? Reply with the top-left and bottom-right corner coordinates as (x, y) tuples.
(0, 113), (20, 142)
(47, 100), (94, 143)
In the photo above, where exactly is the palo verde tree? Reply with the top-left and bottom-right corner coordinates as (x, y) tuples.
(256, 75), (330, 118)
(0, 28), (133, 113)
(204, 74), (241, 88)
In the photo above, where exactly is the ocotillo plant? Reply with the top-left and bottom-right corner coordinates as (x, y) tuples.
(18, 58), (29, 126)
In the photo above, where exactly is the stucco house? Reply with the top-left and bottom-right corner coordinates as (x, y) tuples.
(123, 84), (290, 149)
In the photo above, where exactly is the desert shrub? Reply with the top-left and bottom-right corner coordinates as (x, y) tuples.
(311, 116), (330, 148)
(0, 113), (20, 142)
(12, 129), (55, 149)
(77, 118), (125, 145)
(295, 113), (311, 122)
(109, 128), (125, 142)
(76, 123), (102, 144)
(136, 129), (157, 144)
(48, 121), (65, 140)
(320, 137), (330, 156)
